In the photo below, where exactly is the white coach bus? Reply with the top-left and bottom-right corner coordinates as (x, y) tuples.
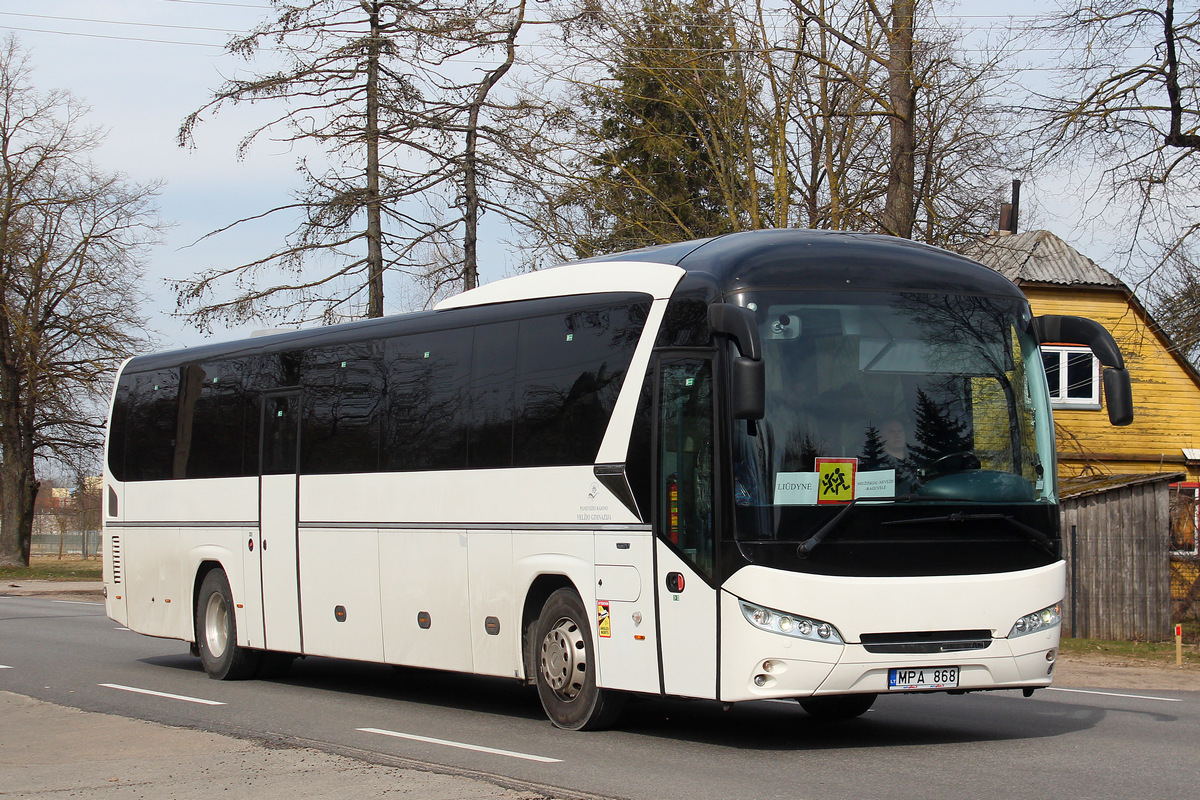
(102, 229), (1133, 729)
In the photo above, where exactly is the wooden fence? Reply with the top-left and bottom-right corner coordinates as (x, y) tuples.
(1060, 473), (1180, 641)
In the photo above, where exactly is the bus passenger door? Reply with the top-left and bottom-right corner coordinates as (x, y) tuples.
(654, 356), (718, 699)
(258, 391), (303, 654)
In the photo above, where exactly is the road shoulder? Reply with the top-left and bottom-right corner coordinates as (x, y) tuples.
(1053, 652), (1199, 692)
(0, 691), (557, 800)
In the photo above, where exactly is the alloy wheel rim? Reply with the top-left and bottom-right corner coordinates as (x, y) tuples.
(204, 592), (229, 659)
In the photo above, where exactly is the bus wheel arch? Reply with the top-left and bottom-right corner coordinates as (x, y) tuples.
(531, 586), (624, 730)
(194, 566), (260, 680)
(521, 574), (575, 685)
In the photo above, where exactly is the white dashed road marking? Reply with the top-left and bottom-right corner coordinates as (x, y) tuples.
(99, 683), (225, 705)
(357, 727), (562, 763)
(1046, 687), (1181, 703)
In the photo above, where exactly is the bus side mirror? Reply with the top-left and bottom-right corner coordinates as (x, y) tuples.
(709, 304), (765, 420)
(730, 356), (765, 420)
(1033, 314), (1134, 426)
(708, 304), (762, 360)
(1103, 368), (1134, 426)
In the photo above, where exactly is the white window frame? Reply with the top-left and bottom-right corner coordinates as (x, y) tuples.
(1041, 345), (1101, 409)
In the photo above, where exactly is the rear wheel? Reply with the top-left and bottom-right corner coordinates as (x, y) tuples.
(798, 693), (877, 720)
(533, 588), (623, 730)
(195, 569), (260, 680)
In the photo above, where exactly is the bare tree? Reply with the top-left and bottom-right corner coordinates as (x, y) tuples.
(1035, 0), (1200, 269)
(788, 0), (917, 237)
(177, 0), (533, 329)
(0, 38), (158, 567)
(1033, 2), (1200, 364)
(1144, 243), (1200, 362)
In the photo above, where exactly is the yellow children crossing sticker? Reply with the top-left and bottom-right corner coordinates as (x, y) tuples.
(816, 458), (857, 504)
(597, 601), (611, 638)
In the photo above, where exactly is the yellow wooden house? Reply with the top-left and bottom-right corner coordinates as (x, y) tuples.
(964, 230), (1199, 608)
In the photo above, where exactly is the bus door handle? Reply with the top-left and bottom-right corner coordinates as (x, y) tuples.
(666, 572), (685, 593)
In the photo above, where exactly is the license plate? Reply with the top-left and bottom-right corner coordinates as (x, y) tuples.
(888, 666), (959, 691)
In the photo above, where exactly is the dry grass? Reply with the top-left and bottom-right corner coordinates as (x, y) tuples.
(0, 555), (102, 582)
(1060, 636), (1200, 667)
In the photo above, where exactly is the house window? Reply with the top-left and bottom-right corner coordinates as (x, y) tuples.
(1170, 483), (1199, 556)
(1041, 346), (1101, 409)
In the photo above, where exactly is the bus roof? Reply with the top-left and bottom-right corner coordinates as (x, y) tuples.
(124, 230), (1022, 373)
(580, 229), (1025, 300)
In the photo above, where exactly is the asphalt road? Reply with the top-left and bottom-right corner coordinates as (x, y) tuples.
(2, 593), (1197, 800)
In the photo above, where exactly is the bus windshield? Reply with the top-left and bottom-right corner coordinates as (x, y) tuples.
(731, 290), (1057, 571)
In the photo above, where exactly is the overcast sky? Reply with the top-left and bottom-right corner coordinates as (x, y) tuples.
(0, 0), (1102, 354)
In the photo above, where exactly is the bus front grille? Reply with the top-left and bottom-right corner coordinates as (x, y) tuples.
(860, 630), (992, 654)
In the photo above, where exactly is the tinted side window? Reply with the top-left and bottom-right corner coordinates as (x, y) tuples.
(172, 364), (206, 478)
(262, 392), (300, 475)
(513, 303), (649, 467)
(626, 361), (654, 520)
(468, 321), (517, 469)
(122, 369), (179, 482)
(108, 377), (131, 481)
(655, 297), (711, 348)
(186, 360), (257, 479)
(659, 358), (715, 577)
(384, 328), (471, 471)
(302, 342), (383, 474)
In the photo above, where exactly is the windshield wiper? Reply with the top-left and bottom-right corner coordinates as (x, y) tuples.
(739, 495), (984, 559)
(782, 494), (979, 556)
(796, 500), (860, 558)
(881, 512), (1057, 555)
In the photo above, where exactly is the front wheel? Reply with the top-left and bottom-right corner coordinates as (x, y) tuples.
(798, 693), (877, 720)
(195, 569), (260, 680)
(533, 588), (623, 730)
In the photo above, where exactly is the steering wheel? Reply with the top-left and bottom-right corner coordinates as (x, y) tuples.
(922, 451), (982, 478)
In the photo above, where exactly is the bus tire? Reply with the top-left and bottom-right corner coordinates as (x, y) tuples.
(533, 588), (623, 730)
(798, 693), (877, 720)
(195, 569), (260, 680)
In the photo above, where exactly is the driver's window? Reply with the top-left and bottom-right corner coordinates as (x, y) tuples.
(659, 358), (714, 577)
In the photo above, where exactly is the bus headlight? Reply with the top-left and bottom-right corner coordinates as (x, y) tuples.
(739, 600), (843, 644)
(1008, 602), (1062, 638)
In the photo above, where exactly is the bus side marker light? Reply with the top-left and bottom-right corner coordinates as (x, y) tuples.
(634, 635), (645, 641)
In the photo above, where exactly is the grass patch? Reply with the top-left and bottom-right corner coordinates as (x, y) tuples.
(0, 555), (102, 582)
(1060, 636), (1200, 667)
